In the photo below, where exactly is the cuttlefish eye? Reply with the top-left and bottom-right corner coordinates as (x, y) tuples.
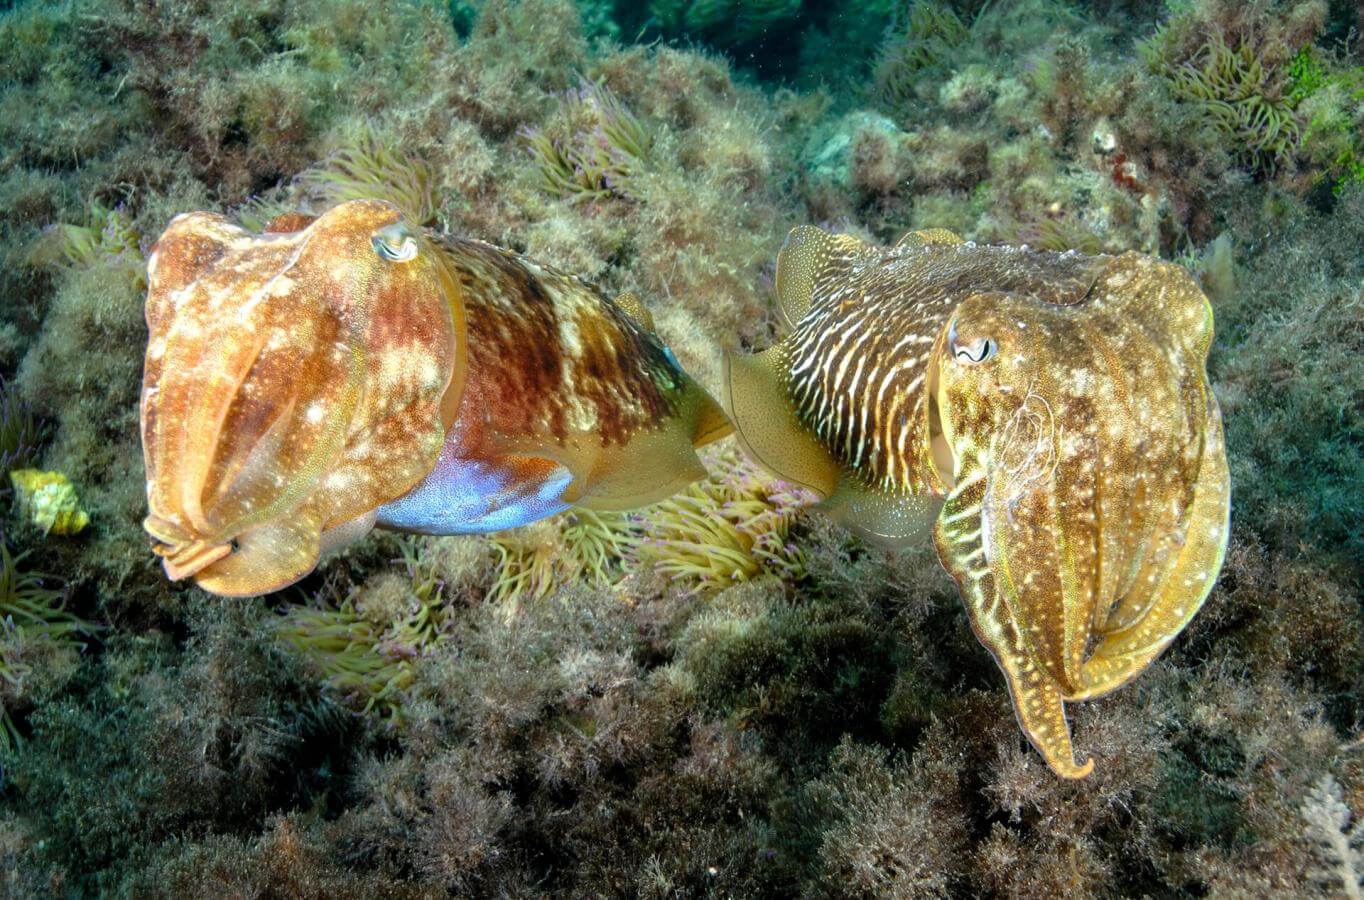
(372, 223), (418, 262)
(948, 320), (997, 365)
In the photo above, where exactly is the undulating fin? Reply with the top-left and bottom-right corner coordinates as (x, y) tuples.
(690, 385), (735, 448)
(817, 480), (941, 546)
(895, 228), (963, 249)
(262, 212), (319, 233)
(775, 225), (879, 328)
(500, 380), (726, 513)
(721, 344), (840, 497)
(612, 290), (656, 332)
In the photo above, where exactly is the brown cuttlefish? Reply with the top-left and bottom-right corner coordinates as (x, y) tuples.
(141, 200), (730, 597)
(725, 226), (1230, 778)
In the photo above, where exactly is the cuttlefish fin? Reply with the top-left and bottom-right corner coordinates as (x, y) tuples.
(1071, 404), (1230, 701)
(895, 228), (963, 249)
(612, 290), (656, 332)
(818, 481), (940, 547)
(722, 344), (840, 497)
(691, 386), (735, 448)
(775, 225), (880, 328)
(935, 477), (1094, 779)
(508, 383), (727, 513)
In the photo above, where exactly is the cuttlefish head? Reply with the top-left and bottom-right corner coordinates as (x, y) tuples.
(140, 200), (465, 597)
(927, 252), (1230, 778)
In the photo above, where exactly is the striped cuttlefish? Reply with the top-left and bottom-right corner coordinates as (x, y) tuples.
(140, 200), (730, 598)
(724, 226), (1230, 778)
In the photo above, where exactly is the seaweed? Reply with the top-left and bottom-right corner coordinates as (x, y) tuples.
(1, 0), (1362, 894)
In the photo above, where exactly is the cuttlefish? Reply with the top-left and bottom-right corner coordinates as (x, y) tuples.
(725, 226), (1230, 778)
(141, 200), (730, 597)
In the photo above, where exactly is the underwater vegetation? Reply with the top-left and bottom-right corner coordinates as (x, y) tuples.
(0, 0), (1360, 895)
(298, 127), (441, 225)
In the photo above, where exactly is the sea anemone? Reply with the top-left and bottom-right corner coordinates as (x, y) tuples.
(0, 541), (94, 750)
(520, 79), (653, 202)
(26, 201), (146, 291)
(1160, 36), (1303, 166)
(0, 377), (43, 474)
(297, 127), (440, 225)
(630, 446), (812, 594)
(487, 509), (636, 606)
(273, 539), (454, 727)
(873, 1), (970, 105)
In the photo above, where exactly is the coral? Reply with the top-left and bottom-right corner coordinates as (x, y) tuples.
(8, 469), (89, 536)
(1301, 774), (1363, 899)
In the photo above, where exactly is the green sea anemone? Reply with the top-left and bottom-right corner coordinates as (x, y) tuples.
(298, 127), (440, 224)
(273, 539), (453, 727)
(487, 509), (636, 605)
(0, 377), (44, 473)
(0, 542), (94, 750)
(1161, 36), (1303, 166)
(630, 447), (812, 593)
(27, 200), (146, 291)
(520, 80), (653, 202)
(873, 1), (970, 105)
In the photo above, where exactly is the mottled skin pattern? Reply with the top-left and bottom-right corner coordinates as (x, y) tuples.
(141, 200), (727, 597)
(725, 226), (1230, 778)
(445, 238), (679, 450)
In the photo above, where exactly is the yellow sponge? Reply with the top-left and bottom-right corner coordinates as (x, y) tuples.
(9, 469), (90, 536)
